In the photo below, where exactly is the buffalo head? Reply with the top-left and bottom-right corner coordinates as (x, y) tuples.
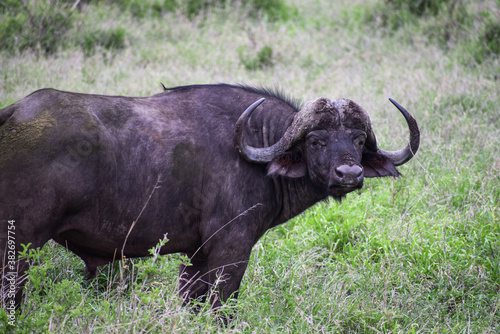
(234, 97), (420, 199)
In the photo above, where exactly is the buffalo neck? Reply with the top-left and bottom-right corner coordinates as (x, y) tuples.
(270, 175), (327, 228)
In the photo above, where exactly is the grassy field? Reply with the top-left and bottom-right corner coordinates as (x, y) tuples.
(1, 0), (499, 332)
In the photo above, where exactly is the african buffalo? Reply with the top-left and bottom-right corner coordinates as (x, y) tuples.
(0, 84), (419, 310)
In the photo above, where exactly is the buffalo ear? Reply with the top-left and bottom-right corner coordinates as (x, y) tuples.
(267, 149), (307, 178)
(362, 151), (400, 177)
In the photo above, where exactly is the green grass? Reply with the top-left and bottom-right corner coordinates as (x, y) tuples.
(1, 0), (499, 332)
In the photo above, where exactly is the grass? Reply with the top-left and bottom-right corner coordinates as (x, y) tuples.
(1, 0), (499, 332)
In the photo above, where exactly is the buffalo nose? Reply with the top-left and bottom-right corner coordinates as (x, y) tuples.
(334, 165), (363, 185)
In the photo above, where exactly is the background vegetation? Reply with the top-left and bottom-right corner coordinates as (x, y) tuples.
(0, 0), (499, 332)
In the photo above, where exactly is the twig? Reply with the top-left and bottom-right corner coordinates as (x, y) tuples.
(121, 175), (162, 265)
(178, 203), (262, 296)
(71, 0), (81, 11)
(189, 203), (262, 262)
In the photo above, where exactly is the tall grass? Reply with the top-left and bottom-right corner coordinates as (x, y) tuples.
(1, 0), (499, 332)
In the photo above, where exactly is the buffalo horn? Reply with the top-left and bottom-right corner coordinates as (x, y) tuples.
(234, 98), (277, 163)
(235, 98), (333, 163)
(378, 98), (420, 166)
(235, 98), (301, 163)
(234, 98), (301, 163)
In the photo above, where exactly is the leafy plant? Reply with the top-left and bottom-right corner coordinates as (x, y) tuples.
(180, 0), (297, 21)
(0, 0), (75, 55)
(113, 0), (178, 18)
(80, 27), (127, 57)
(386, 0), (450, 17)
(247, 0), (298, 21)
(238, 45), (274, 71)
(473, 21), (500, 63)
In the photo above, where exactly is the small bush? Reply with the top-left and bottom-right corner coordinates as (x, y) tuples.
(247, 0), (298, 21)
(372, 0), (467, 31)
(80, 27), (127, 57)
(386, 0), (449, 17)
(475, 21), (500, 62)
(180, 0), (296, 21)
(364, 0), (477, 51)
(238, 45), (274, 71)
(0, 0), (74, 55)
(180, 0), (224, 19)
(113, 0), (177, 18)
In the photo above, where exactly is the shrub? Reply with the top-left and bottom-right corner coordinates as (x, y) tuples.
(80, 27), (127, 57)
(247, 0), (298, 21)
(0, 0), (75, 55)
(180, 0), (224, 19)
(371, 0), (468, 32)
(180, 0), (296, 21)
(113, 0), (178, 18)
(386, 0), (450, 17)
(476, 21), (500, 61)
(238, 45), (274, 71)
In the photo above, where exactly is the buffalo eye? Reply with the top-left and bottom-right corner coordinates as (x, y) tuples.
(354, 134), (366, 148)
(309, 138), (326, 148)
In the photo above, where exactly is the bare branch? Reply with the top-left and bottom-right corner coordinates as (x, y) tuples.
(121, 175), (162, 264)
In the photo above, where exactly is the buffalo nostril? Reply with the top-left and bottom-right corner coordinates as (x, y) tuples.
(335, 165), (363, 183)
(335, 168), (344, 179)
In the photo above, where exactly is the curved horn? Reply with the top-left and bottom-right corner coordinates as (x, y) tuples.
(234, 97), (337, 163)
(234, 98), (277, 163)
(378, 98), (420, 166)
(234, 98), (300, 163)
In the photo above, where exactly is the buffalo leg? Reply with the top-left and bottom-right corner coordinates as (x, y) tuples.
(1, 224), (50, 311)
(1, 251), (29, 310)
(178, 253), (209, 306)
(178, 247), (251, 312)
(205, 248), (252, 310)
